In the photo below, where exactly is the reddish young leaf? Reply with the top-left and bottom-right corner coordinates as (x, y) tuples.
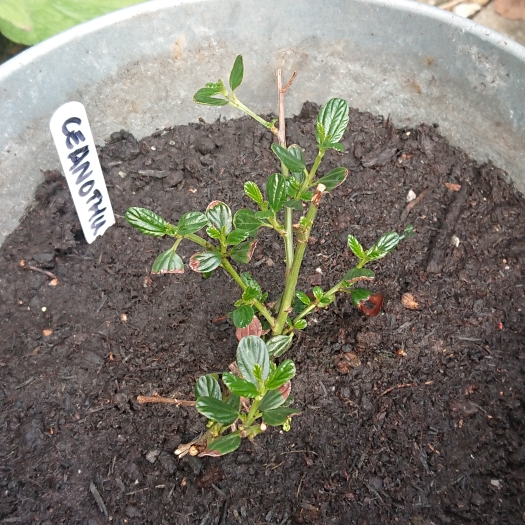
(357, 293), (384, 317)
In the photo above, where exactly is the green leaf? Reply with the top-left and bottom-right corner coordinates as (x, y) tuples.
(284, 200), (303, 211)
(244, 181), (264, 207)
(316, 98), (349, 148)
(226, 229), (251, 245)
(318, 295), (334, 307)
(196, 397), (239, 425)
(232, 305), (254, 329)
(199, 433), (241, 457)
(240, 273), (262, 295)
(271, 143), (306, 173)
(266, 334), (294, 359)
(189, 251), (222, 273)
(242, 286), (261, 302)
(193, 87), (229, 106)
(347, 235), (366, 260)
(0, 0), (144, 45)
(151, 249), (184, 275)
(262, 407), (301, 427)
(230, 240), (258, 264)
(206, 201), (232, 234)
(255, 211), (274, 219)
(266, 360), (296, 390)
(236, 336), (270, 386)
(259, 388), (287, 411)
(323, 142), (344, 152)
(233, 209), (263, 233)
(342, 268), (375, 284)
(295, 291), (311, 306)
(350, 288), (373, 308)
(229, 55), (244, 91)
(195, 375), (222, 400)
(312, 286), (324, 301)
(317, 167), (348, 191)
(400, 224), (415, 240)
(125, 207), (168, 237)
(267, 173), (287, 213)
(177, 211), (208, 235)
(222, 372), (259, 398)
(287, 145), (306, 183)
(225, 393), (241, 412)
(366, 232), (401, 261)
(206, 227), (222, 239)
(294, 319), (307, 330)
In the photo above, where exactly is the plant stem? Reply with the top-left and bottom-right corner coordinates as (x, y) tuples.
(272, 185), (325, 335)
(228, 96), (278, 135)
(220, 258), (276, 328)
(244, 396), (263, 427)
(183, 233), (214, 250)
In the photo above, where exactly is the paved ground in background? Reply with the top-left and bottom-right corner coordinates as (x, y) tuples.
(417, 0), (525, 46)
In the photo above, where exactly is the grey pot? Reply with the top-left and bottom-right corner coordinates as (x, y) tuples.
(1, 0), (524, 246)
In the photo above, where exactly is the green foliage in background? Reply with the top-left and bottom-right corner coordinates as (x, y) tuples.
(0, 0), (145, 45)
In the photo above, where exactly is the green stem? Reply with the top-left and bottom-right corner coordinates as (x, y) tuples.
(183, 233), (214, 250)
(220, 258), (276, 328)
(245, 396), (263, 427)
(228, 96), (278, 135)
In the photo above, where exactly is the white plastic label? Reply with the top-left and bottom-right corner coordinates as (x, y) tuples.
(50, 101), (115, 244)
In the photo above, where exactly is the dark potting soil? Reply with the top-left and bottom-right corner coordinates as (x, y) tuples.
(1, 103), (524, 525)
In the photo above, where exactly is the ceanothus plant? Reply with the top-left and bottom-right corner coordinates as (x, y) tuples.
(126, 56), (413, 456)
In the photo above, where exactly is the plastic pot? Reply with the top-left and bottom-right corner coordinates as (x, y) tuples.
(1, 0), (525, 246)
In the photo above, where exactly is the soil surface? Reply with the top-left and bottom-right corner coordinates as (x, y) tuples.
(1, 103), (524, 525)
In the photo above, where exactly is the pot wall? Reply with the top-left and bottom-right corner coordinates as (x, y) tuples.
(1, 0), (525, 246)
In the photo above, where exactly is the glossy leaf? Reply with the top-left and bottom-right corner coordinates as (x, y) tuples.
(199, 433), (241, 457)
(229, 55), (244, 91)
(206, 201), (232, 234)
(295, 291), (311, 306)
(230, 240), (258, 264)
(195, 375), (222, 400)
(206, 226), (222, 239)
(366, 232), (400, 261)
(266, 360), (296, 390)
(196, 397), (239, 425)
(287, 145), (306, 183)
(284, 200), (303, 211)
(323, 142), (344, 152)
(271, 143), (306, 173)
(189, 251), (222, 273)
(232, 305), (254, 329)
(240, 272), (262, 295)
(151, 249), (184, 274)
(225, 393), (241, 412)
(267, 173), (287, 213)
(347, 235), (366, 260)
(316, 98), (349, 148)
(244, 181), (264, 207)
(262, 407), (300, 427)
(259, 385), (289, 411)
(234, 209), (263, 233)
(222, 372), (259, 398)
(312, 286), (324, 301)
(343, 268), (375, 282)
(125, 207), (168, 237)
(193, 87), (229, 106)
(294, 319), (307, 330)
(350, 288), (373, 308)
(242, 286), (261, 302)
(266, 334), (294, 358)
(177, 211), (209, 235)
(226, 229), (251, 245)
(236, 336), (270, 386)
(317, 167), (348, 191)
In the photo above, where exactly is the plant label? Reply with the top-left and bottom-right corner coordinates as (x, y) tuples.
(49, 101), (115, 244)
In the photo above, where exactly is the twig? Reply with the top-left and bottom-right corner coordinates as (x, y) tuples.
(400, 188), (428, 222)
(89, 481), (108, 517)
(26, 265), (57, 280)
(137, 395), (195, 406)
(379, 383), (416, 397)
(277, 69), (297, 147)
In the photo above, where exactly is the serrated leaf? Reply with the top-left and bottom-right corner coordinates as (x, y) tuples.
(222, 372), (259, 398)
(196, 397), (239, 425)
(316, 98), (349, 148)
(193, 87), (229, 106)
(242, 286), (261, 302)
(233, 209), (263, 233)
(266, 360), (296, 390)
(366, 232), (400, 261)
(240, 272), (262, 295)
(312, 286), (324, 301)
(266, 335), (294, 358)
(244, 181), (264, 206)
(226, 229), (251, 245)
(284, 200), (303, 211)
(195, 375), (222, 400)
(151, 249), (184, 274)
(229, 55), (244, 91)
(271, 143), (306, 173)
(199, 433), (241, 457)
(206, 201), (232, 234)
(262, 407), (301, 427)
(323, 142), (344, 152)
(347, 235), (366, 259)
(232, 305), (254, 329)
(125, 207), (168, 237)
(295, 291), (311, 306)
(177, 211), (209, 235)
(230, 240), (258, 264)
(189, 251), (222, 273)
(236, 336), (270, 386)
(267, 173), (287, 213)
(317, 167), (348, 191)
